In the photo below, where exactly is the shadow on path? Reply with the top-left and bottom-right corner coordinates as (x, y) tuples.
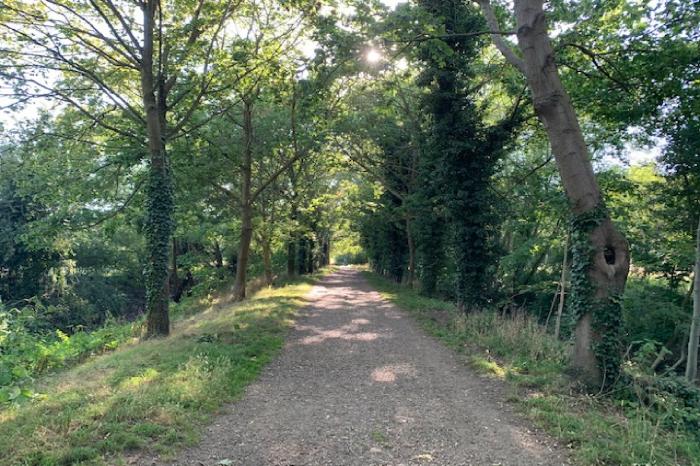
(159, 267), (569, 466)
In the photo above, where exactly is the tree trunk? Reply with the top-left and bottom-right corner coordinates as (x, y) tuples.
(319, 232), (330, 267)
(478, 0), (630, 386)
(213, 240), (224, 269)
(287, 239), (296, 276)
(685, 216), (700, 382)
(262, 238), (273, 286)
(233, 99), (254, 301)
(515, 0), (629, 386)
(307, 237), (315, 274)
(554, 232), (569, 339)
(297, 236), (307, 275)
(405, 217), (416, 288)
(169, 237), (180, 301)
(141, 0), (173, 337)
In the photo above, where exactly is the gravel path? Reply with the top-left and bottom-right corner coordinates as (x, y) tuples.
(160, 267), (569, 466)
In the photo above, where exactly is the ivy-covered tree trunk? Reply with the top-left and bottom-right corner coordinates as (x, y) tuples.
(233, 99), (254, 301)
(478, 0), (630, 386)
(686, 216), (700, 382)
(141, 0), (174, 337)
(416, 218), (446, 296)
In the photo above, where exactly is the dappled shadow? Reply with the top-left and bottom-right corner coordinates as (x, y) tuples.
(296, 319), (381, 345)
(150, 267), (570, 466)
(0, 284), (312, 464)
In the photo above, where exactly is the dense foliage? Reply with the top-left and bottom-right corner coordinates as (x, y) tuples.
(0, 0), (698, 462)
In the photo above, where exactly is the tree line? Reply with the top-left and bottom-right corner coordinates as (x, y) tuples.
(0, 0), (698, 394)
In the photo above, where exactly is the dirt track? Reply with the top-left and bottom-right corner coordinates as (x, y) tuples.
(160, 267), (569, 466)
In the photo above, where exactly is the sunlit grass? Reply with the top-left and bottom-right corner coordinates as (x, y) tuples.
(0, 274), (321, 465)
(363, 271), (700, 466)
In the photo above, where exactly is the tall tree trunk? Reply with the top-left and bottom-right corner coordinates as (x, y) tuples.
(685, 216), (700, 382)
(555, 233), (570, 339)
(262, 237), (273, 286)
(307, 238), (315, 274)
(233, 99), (254, 301)
(478, 0), (630, 386)
(287, 239), (296, 276)
(287, 85), (300, 277)
(405, 217), (416, 288)
(213, 240), (224, 269)
(321, 232), (330, 266)
(141, 0), (173, 337)
(169, 237), (180, 301)
(297, 236), (307, 275)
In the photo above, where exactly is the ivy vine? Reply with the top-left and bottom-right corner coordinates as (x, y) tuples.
(143, 161), (175, 315)
(568, 202), (623, 384)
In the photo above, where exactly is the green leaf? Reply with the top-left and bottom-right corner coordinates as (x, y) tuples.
(12, 366), (29, 379)
(0, 366), (12, 386)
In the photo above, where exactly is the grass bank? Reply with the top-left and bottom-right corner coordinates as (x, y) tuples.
(363, 271), (700, 466)
(0, 273), (322, 465)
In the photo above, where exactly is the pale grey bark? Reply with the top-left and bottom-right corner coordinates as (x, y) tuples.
(554, 233), (569, 340)
(685, 216), (700, 382)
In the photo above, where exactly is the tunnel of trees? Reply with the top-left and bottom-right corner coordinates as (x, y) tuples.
(0, 0), (698, 438)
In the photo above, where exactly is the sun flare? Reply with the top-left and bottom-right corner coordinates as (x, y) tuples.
(366, 49), (382, 63)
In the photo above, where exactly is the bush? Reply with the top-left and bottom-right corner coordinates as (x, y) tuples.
(0, 303), (139, 405)
(622, 276), (690, 361)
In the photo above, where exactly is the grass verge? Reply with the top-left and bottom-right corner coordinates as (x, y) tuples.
(0, 273), (322, 465)
(363, 270), (700, 466)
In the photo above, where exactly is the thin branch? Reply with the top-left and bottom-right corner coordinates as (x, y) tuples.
(85, 177), (145, 228)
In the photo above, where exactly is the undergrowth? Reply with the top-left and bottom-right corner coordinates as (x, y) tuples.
(0, 272), (321, 465)
(363, 270), (700, 466)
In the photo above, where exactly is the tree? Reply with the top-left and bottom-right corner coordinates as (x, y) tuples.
(687, 219), (700, 382)
(476, 0), (631, 386)
(0, 0), (237, 336)
(414, 0), (519, 311)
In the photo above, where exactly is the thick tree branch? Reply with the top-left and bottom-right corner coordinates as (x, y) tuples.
(475, 0), (526, 74)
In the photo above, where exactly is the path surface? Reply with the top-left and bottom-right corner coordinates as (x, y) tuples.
(161, 268), (569, 466)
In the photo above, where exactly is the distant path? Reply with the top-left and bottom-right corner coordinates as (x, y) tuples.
(160, 267), (569, 466)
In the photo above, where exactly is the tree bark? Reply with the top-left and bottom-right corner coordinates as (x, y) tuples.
(307, 237), (315, 274)
(685, 216), (700, 382)
(141, 0), (173, 337)
(169, 237), (180, 301)
(262, 237), (273, 286)
(213, 240), (224, 269)
(554, 232), (569, 339)
(321, 232), (331, 266)
(233, 99), (254, 301)
(287, 239), (297, 276)
(405, 217), (416, 288)
(477, 0), (630, 385)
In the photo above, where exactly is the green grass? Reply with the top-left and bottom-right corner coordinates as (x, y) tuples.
(0, 273), (322, 465)
(363, 270), (700, 466)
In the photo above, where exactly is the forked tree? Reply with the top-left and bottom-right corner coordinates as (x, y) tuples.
(475, 0), (630, 386)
